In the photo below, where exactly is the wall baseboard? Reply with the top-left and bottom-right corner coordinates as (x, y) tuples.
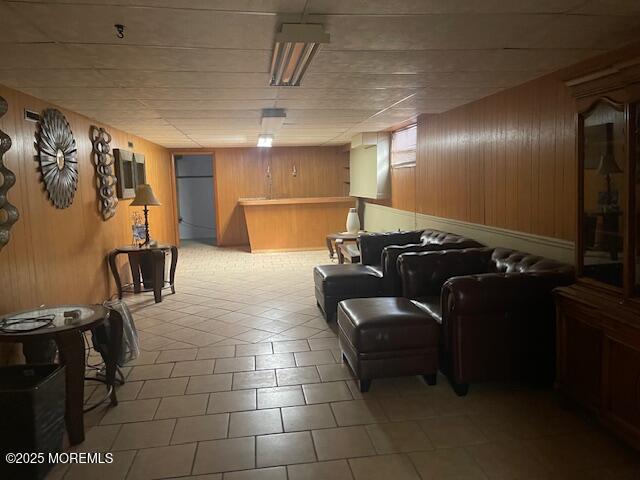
(363, 203), (575, 264)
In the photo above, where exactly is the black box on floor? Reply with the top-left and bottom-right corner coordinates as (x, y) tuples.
(0, 364), (66, 480)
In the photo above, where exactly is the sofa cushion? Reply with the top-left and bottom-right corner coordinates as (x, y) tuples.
(314, 264), (383, 296)
(337, 297), (438, 353)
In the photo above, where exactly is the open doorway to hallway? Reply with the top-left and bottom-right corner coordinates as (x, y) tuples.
(174, 154), (217, 245)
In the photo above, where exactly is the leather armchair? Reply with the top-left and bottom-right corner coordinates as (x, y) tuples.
(399, 247), (574, 395)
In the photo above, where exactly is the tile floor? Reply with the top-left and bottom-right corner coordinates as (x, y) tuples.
(48, 243), (639, 479)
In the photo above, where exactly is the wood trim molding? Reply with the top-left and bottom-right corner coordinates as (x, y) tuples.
(238, 196), (353, 206)
(363, 202), (575, 263)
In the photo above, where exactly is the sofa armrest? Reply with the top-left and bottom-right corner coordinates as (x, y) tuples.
(358, 230), (423, 266)
(441, 271), (574, 315)
(381, 240), (483, 296)
(399, 248), (493, 299)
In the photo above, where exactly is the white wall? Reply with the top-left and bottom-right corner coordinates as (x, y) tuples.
(363, 202), (575, 264)
(175, 155), (216, 241)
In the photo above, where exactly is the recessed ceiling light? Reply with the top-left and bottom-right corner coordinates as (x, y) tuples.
(257, 134), (273, 147)
(270, 23), (330, 87)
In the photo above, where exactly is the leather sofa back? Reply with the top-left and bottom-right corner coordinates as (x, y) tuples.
(358, 230), (423, 266)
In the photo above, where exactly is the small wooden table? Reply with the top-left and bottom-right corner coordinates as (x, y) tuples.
(326, 232), (364, 263)
(0, 305), (121, 445)
(108, 244), (177, 303)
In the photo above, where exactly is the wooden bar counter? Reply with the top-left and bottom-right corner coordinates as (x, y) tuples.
(239, 196), (354, 252)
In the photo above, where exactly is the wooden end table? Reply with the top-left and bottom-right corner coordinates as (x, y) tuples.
(108, 244), (177, 303)
(326, 232), (364, 263)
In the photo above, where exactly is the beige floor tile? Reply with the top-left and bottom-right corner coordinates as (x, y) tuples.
(377, 395), (438, 421)
(317, 364), (354, 382)
(112, 418), (175, 450)
(331, 399), (388, 426)
(466, 440), (553, 479)
(197, 345), (236, 360)
(234, 330), (273, 343)
(215, 356), (256, 373)
(256, 353), (296, 370)
(235, 342), (274, 356)
(209, 389), (257, 413)
(349, 454), (420, 480)
(229, 408), (283, 437)
(272, 340), (310, 353)
(193, 437), (256, 474)
(100, 398), (160, 425)
(172, 413), (229, 444)
(312, 426), (376, 461)
(128, 363), (174, 381)
(294, 350), (336, 367)
(282, 404), (336, 432)
(165, 475), (221, 480)
(257, 386), (305, 409)
(233, 370), (277, 390)
(308, 337), (340, 351)
(155, 393), (209, 419)
(127, 350), (160, 365)
(287, 460), (353, 480)
(408, 448), (488, 479)
(156, 348), (198, 363)
(224, 466), (287, 480)
(68, 424), (121, 453)
(138, 377), (189, 399)
(302, 382), (353, 404)
(172, 359), (216, 377)
(186, 373), (233, 394)
(419, 414), (488, 448)
(276, 366), (320, 386)
(256, 431), (317, 467)
(128, 443), (197, 479)
(365, 421), (433, 454)
(64, 450), (136, 480)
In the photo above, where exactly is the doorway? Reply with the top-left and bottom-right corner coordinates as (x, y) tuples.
(174, 154), (217, 245)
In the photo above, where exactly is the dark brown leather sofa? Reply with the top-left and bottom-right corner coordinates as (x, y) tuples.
(313, 230), (482, 321)
(399, 247), (574, 395)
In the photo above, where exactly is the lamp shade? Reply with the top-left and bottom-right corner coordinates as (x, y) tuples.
(130, 184), (161, 206)
(597, 153), (622, 176)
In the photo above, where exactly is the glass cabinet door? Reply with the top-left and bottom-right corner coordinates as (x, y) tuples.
(580, 100), (626, 288)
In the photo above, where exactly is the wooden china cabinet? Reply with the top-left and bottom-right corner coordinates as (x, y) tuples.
(553, 57), (640, 450)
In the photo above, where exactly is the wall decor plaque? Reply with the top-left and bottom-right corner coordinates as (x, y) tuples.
(91, 126), (118, 220)
(0, 96), (19, 250)
(36, 108), (78, 209)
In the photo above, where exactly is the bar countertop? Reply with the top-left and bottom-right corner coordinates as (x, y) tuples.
(238, 196), (353, 206)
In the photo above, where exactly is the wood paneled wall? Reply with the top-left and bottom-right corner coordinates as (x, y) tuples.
(416, 75), (576, 241)
(180, 146), (349, 246)
(383, 75), (576, 241)
(0, 84), (178, 327)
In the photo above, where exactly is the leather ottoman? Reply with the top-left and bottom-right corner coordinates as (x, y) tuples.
(314, 264), (383, 321)
(337, 297), (439, 392)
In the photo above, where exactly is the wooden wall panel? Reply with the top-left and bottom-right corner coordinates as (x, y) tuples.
(213, 148), (269, 247)
(411, 75), (577, 241)
(184, 146), (349, 247)
(390, 166), (416, 212)
(0, 84), (177, 321)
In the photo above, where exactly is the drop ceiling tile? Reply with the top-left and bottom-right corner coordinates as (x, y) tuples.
(9, 3), (279, 49)
(106, 71), (271, 88)
(0, 70), (116, 88)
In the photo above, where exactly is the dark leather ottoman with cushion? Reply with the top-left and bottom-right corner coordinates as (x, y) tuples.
(337, 297), (439, 392)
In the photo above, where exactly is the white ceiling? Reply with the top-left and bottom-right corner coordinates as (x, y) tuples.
(1, 0), (639, 148)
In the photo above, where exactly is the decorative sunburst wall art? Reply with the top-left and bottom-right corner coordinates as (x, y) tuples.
(0, 96), (19, 251)
(36, 109), (78, 209)
(91, 126), (118, 220)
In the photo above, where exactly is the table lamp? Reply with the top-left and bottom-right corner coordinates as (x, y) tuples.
(597, 153), (622, 207)
(130, 184), (161, 246)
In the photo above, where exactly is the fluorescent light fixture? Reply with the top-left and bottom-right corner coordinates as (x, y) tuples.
(257, 134), (273, 147)
(270, 23), (330, 87)
(261, 108), (286, 133)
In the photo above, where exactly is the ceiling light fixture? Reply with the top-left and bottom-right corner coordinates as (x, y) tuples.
(257, 134), (273, 148)
(270, 23), (330, 87)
